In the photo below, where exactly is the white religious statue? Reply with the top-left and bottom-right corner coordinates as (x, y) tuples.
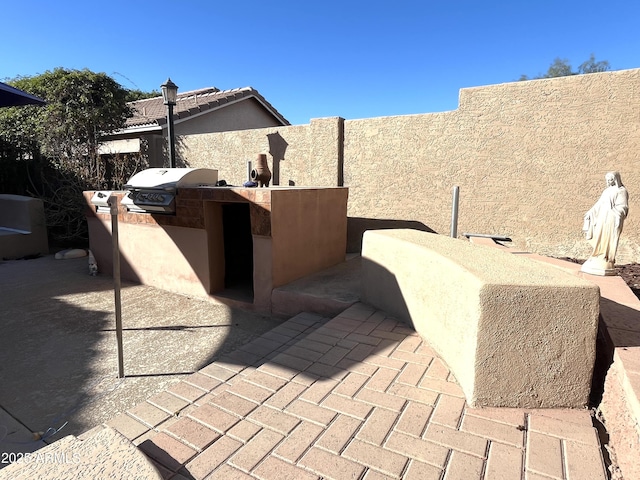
(581, 171), (629, 276)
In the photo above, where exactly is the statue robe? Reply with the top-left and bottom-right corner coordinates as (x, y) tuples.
(585, 185), (629, 263)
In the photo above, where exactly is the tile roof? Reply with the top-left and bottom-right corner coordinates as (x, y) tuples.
(125, 86), (289, 129)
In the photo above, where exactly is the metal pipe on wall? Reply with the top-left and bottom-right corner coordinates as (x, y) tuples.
(167, 103), (176, 168)
(109, 196), (125, 378)
(451, 186), (460, 238)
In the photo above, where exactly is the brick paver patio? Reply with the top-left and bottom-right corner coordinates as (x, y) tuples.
(98, 303), (607, 480)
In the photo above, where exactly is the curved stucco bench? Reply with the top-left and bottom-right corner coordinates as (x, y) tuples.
(361, 229), (600, 408)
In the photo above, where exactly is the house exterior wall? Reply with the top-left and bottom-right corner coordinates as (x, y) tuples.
(178, 68), (640, 264)
(105, 100), (288, 169)
(146, 134), (165, 168)
(174, 98), (284, 137)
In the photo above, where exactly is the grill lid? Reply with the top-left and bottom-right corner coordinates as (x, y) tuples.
(124, 168), (218, 191)
(122, 168), (219, 214)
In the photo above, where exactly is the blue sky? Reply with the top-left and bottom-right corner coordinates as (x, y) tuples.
(2, 0), (639, 125)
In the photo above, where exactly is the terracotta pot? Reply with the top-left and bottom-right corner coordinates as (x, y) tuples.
(251, 153), (271, 187)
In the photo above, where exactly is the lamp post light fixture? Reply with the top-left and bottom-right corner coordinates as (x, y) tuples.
(161, 78), (178, 168)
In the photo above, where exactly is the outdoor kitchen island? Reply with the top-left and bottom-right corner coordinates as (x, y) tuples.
(83, 185), (349, 313)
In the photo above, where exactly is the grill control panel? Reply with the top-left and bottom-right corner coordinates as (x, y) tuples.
(131, 191), (172, 206)
(122, 189), (176, 213)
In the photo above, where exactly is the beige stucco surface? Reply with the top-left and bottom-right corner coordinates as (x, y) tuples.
(119, 222), (210, 297)
(360, 229), (600, 408)
(270, 187), (348, 287)
(179, 68), (640, 264)
(0, 427), (162, 480)
(182, 117), (340, 189)
(0, 194), (49, 260)
(599, 349), (640, 480)
(345, 70), (640, 264)
(174, 98), (283, 137)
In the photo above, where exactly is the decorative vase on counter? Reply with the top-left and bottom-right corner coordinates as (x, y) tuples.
(251, 153), (271, 187)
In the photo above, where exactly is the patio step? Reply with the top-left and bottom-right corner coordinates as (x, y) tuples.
(271, 255), (361, 317)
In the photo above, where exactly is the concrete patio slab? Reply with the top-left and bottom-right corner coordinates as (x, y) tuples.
(0, 255), (284, 466)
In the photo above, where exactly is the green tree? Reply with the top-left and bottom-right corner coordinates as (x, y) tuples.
(0, 68), (150, 245)
(519, 54), (610, 80)
(6, 69), (132, 181)
(577, 54), (610, 74)
(543, 58), (574, 78)
(125, 88), (161, 102)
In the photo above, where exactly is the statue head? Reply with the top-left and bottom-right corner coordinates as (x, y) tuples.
(606, 171), (624, 188)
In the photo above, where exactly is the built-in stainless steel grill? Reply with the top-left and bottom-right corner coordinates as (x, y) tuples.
(122, 168), (218, 213)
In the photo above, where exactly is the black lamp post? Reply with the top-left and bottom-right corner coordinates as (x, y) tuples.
(161, 78), (178, 168)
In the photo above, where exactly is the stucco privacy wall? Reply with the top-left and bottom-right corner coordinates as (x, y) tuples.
(179, 68), (640, 263)
(345, 69), (640, 263)
(181, 117), (341, 188)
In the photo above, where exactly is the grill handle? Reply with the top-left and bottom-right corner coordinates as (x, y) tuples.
(123, 185), (176, 193)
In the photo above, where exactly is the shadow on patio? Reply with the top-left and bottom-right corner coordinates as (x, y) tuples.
(0, 254), (283, 455)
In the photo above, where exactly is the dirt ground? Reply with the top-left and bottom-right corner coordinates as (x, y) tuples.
(615, 263), (640, 299)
